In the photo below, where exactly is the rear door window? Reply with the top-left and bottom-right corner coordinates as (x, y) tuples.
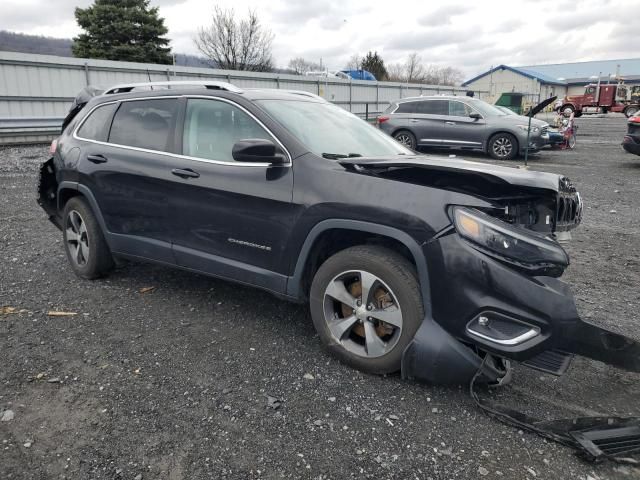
(415, 100), (448, 115)
(109, 98), (177, 151)
(182, 98), (275, 162)
(76, 103), (118, 142)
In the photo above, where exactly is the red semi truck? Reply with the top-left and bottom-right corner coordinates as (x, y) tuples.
(560, 82), (639, 118)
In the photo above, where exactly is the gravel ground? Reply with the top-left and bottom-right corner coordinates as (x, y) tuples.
(1, 116), (639, 480)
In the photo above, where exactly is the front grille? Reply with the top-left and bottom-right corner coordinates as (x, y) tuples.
(556, 177), (582, 231)
(522, 349), (573, 375)
(541, 126), (548, 136)
(571, 426), (640, 459)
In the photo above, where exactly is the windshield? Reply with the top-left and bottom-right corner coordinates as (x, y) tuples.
(256, 100), (413, 157)
(470, 100), (511, 117)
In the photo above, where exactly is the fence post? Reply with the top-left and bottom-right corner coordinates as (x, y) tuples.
(317, 79), (321, 95)
(349, 79), (353, 112)
(84, 62), (90, 85)
(376, 82), (380, 113)
(365, 103), (369, 121)
(165, 68), (170, 81)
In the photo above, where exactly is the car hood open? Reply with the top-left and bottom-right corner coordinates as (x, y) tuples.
(338, 155), (569, 193)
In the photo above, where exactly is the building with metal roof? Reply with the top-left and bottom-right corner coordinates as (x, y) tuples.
(518, 58), (640, 83)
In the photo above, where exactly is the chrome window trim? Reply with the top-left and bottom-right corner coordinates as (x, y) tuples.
(73, 95), (292, 167)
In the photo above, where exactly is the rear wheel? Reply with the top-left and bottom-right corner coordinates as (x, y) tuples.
(393, 130), (416, 150)
(488, 133), (518, 160)
(62, 197), (114, 279)
(310, 245), (423, 374)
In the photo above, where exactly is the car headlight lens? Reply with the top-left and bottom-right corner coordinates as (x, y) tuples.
(453, 207), (569, 271)
(516, 124), (539, 133)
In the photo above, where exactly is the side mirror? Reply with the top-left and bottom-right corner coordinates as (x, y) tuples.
(232, 139), (285, 165)
(469, 112), (482, 120)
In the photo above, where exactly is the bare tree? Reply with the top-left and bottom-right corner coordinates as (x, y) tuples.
(195, 7), (274, 72)
(344, 54), (361, 70)
(288, 57), (321, 75)
(385, 52), (463, 86)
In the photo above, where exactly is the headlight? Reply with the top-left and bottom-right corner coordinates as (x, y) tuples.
(453, 207), (569, 273)
(516, 124), (539, 134)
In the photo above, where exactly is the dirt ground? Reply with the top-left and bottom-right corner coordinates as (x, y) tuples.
(1, 115), (639, 479)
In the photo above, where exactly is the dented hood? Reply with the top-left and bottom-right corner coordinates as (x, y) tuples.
(339, 155), (566, 192)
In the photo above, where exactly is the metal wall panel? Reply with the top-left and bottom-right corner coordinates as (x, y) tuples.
(0, 51), (485, 144)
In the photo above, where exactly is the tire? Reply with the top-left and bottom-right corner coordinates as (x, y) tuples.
(62, 196), (114, 279)
(309, 245), (424, 374)
(393, 130), (416, 150)
(488, 132), (518, 160)
(562, 105), (575, 117)
(625, 106), (639, 118)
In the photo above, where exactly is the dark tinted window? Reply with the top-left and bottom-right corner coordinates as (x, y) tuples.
(109, 99), (177, 151)
(415, 100), (448, 115)
(77, 103), (117, 141)
(395, 102), (416, 114)
(183, 98), (273, 161)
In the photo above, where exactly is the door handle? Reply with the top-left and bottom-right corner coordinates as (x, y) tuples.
(445, 121), (456, 125)
(171, 168), (200, 179)
(87, 154), (108, 164)
(410, 119), (420, 123)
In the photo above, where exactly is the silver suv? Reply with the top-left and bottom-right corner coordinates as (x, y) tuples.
(377, 96), (549, 160)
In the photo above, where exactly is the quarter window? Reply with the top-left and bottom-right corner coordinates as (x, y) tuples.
(77, 103), (118, 142)
(109, 99), (177, 151)
(182, 98), (274, 161)
(395, 102), (416, 114)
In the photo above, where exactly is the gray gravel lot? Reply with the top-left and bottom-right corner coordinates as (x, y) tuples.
(1, 116), (640, 480)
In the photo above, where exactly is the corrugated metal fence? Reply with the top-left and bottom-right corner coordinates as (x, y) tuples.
(0, 51), (486, 145)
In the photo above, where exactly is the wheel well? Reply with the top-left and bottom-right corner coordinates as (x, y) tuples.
(487, 131), (519, 153)
(298, 229), (416, 300)
(57, 188), (81, 212)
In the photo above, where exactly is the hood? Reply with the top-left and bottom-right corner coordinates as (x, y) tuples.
(338, 155), (567, 192)
(498, 114), (547, 128)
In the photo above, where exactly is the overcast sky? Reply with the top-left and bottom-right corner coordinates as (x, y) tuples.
(0, 0), (636, 79)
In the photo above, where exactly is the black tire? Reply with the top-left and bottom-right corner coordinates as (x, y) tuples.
(62, 196), (114, 279)
(625, 106), (639, 118)
(488, 132), (518, 160)
(309, 245), (424, 374)
(393, 130), (416, 150)
(562, 105), (575, 117)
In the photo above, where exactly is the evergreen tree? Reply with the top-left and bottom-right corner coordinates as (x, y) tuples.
(72, 0), (171, 64)
(361, 51), (388, 81)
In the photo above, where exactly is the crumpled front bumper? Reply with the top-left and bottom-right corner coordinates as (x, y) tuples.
(400, 232), (640, 384)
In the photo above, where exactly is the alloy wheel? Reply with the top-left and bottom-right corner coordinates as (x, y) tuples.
(322, 270), (403, 358)
(492, 137), (513, 158)
(66, 210), (90, 266)
(394, 133), (413, 148)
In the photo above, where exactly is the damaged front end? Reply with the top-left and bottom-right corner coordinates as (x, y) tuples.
(338, 156), (639, 387)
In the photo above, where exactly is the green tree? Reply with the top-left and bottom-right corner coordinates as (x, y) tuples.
(72, 0), (172, 64)
(361, 51), (387, 81)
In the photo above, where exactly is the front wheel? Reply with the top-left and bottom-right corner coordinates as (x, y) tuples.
(309, 245), (424, 374)
(488, 133), (518, 160)
(62, 196), (114, 279)
(625, 106), (639, 118)
(562, 105), (575, 117)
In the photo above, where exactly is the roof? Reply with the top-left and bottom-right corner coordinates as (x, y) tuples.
(462, 65), (567, 87)
(518, 58), (640, 82)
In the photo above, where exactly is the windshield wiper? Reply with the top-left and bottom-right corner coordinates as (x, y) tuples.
(321, 152), (362, 159)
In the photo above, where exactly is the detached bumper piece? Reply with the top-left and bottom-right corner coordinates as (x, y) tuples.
(471, 372), (640, 464)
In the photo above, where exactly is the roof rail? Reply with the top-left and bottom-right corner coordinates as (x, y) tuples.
(283, 90), (326, 101)
(103, 80), (243, 95)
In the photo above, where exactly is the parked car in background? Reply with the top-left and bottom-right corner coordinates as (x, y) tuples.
(377, 96), (549, 160)
(622, 112), (640, 156)
(340, 69), (376, 81)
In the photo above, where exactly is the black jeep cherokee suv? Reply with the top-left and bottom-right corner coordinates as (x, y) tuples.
(38, 81), (640, 384)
